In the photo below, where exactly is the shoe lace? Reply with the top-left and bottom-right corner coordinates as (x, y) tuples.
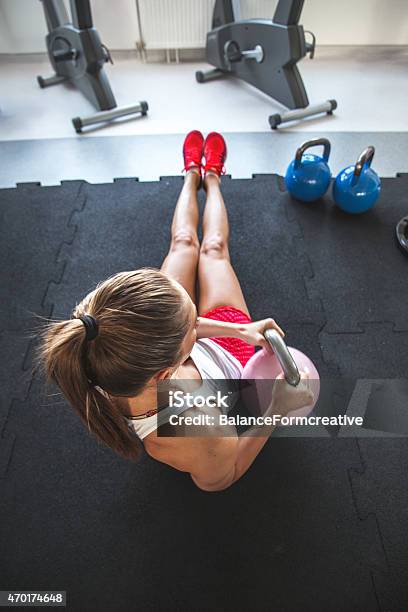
(205, 148), (226, 175)
(182, 146), (203, 174)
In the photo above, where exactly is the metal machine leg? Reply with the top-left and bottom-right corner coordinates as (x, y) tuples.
(195, 68), (226, 83)
(37, 74), (67, 88)
(269, 99), (337, 129)
(72, 101), (149, 133)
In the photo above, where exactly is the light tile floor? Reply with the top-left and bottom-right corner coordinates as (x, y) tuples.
(0, 46), (408, 141)
(1, 47), (408, 185)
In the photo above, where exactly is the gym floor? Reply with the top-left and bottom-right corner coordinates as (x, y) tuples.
(1, 46), (408, 186)
(1, 41), (408, 612)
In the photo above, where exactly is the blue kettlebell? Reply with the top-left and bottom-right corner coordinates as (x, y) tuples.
(285, 138), (331, 202)
(333, 146), (381, 214)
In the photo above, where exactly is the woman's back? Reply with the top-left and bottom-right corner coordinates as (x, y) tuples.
(126, 337), (243, 441)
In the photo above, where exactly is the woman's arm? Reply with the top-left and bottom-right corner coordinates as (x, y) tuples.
(191, 373), (313, 491)
(196, 316), (245, 339)
(203, 372), (314, 491)
(146, 373), (313, 492)
(197, 316), (285, 351)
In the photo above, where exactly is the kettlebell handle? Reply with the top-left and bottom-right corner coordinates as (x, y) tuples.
(264, 329), (301, 387)
(353, 146), (375, 177)
(294, 138), (331, 169)
(396, 215), (408, 255)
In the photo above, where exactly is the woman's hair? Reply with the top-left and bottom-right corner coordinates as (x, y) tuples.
(33, 268), (191, 461)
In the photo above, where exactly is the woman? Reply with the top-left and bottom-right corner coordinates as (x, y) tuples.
(36, 131), (312, 492)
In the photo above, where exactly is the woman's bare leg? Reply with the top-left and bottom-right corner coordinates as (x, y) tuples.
(198, 173), (250, 316)
(161, 171), (201, 303)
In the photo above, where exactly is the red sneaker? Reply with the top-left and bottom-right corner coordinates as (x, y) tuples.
(203, 132), (227, 178)
(182, 130), (204, 174)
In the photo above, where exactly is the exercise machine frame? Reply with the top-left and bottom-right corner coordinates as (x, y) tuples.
(196, 0), (337, 129)
(37, 0), (148, 133)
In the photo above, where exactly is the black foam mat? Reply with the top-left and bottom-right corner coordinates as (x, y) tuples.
(0, 181), (85, 332)
(1, 175), (408, 611)
(284, 175), (408, 333)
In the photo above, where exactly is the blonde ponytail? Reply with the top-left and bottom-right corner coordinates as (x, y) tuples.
(33, 268), (190, 460)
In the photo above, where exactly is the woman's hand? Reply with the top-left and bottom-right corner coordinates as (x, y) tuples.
(269, 370), (314, 416)
(239, 318), (285, 351)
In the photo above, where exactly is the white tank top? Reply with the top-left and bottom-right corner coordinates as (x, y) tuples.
(126, 338), (243, 440)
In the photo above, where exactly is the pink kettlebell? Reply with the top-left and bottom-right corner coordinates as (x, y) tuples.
(241, 329), (320, 419)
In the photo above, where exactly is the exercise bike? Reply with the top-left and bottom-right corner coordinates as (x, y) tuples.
(196, 0), (337, 129)
(37, 0), (148, 133)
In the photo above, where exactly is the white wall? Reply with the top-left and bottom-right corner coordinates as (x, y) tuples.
(0, 0), (407, 54)
(0, 0), (46, 53)
(303, 0), (408, 46)
(244, 0), (408, 44)
(0, 0), (139, 53)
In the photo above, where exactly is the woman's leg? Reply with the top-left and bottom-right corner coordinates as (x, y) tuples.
(161, 171), (201, 303)
(198, 174), (250, 316)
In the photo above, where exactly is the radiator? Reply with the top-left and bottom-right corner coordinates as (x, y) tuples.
(137, 0), (215, 50)
(136, 0), (277, 53)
